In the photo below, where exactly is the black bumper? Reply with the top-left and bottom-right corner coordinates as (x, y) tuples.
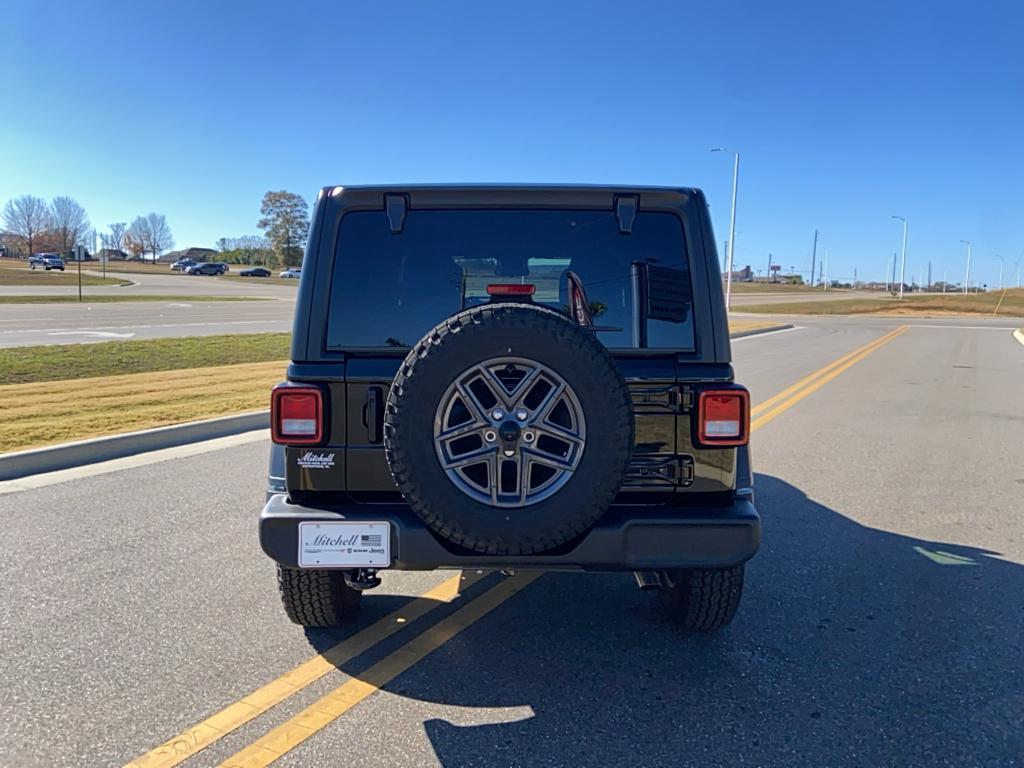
(260, 494), (760, 572)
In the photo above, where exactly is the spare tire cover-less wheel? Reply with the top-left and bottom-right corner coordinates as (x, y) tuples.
(384, 303), (634, 555)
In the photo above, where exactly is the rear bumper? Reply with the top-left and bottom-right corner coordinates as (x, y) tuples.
(260, 494), (760, 572)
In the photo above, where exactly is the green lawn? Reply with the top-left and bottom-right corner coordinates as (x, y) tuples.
(737, 289), (1024, 317)
(0, 332), (291, 385)
(0, 265), (130, 287)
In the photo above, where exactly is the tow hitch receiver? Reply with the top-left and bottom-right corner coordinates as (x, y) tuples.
(344, 569), (382, 590)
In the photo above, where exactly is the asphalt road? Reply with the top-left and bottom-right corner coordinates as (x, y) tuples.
(0, 300), (295, 347)
(1, 318), (1023, 767)
(0, 268), (299, 298)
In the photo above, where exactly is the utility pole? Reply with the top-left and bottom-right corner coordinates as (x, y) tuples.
(767, 253), (772, 283)
(885, 257), (892, 292)
(823, 249), (830, 291)
(960, 240), (972, 294)
(711, 147), (740, 310)
(995, 255), (1004, 290)
(927, 261), (932, 292)
(854, 267), (858, 288)
(890, 215), (908, 299)
(810, 229), (818, 288)
(891, 252), (897, 292)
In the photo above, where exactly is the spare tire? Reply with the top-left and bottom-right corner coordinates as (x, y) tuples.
(384, 303), (634, 555)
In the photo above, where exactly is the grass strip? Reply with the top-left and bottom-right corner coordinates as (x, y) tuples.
(0, 361), (286, 452)
(0, 266), (130, 287)
(738, 290), (1024, 317)
(0, 332), (291, 385)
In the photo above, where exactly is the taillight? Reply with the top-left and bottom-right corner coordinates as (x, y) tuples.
(697, 388), (749, 447)
(271, 385), (323, 445)
(487, 283), (536, 296)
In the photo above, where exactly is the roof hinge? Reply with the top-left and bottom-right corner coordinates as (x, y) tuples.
(615, 195), (638, 234)
(385, 194), (408, 234)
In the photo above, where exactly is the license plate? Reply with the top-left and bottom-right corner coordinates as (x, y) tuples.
(298, 522), (391, 568)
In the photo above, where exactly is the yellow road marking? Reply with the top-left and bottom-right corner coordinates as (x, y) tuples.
(750, 326), (906, 418)
(751, 326), (907, 431)
(124, 572), (479, 768)
(218, 573), (542, 768)
(131, 326), (909, 768)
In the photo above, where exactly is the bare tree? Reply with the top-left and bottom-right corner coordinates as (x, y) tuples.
(125, 217), (150, 260)
(50, 196), (91, 254)
(101, 222), (128, 258)
(144, 213), (173, 260)
(126, 213), (174, 261)
(2, 195), (51, 257)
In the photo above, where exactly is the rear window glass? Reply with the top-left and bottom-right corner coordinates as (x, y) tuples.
(325, 209), (694, 351)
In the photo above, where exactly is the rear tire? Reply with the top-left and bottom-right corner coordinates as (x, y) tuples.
(276, 566), (362, 627)
(659, 566), (745, 632)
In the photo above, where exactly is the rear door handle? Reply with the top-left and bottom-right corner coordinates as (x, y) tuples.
(364, 387), (384, 444)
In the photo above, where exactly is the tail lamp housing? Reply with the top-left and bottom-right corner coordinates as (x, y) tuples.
(271, 385), (324, 445)
(696, 388), (750, 447)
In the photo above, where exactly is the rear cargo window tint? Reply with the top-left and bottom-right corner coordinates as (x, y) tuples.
(325, 209), (695, 351)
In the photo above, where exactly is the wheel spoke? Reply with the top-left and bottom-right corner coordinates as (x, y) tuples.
(439, 443), (498, 471)
(454, 380), (492, 423)
(525, 446), (575, 471)
(479, 367), (518, 410)
(534, 380), (567, 421)
(518, 454), (530, 504)
(437, 419), (486, 443)
(535, 422), (584, 447)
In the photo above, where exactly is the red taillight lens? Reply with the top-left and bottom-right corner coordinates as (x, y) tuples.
(486, 283), (536, 296)
(271, 386), (323, 444)
(697, 389), (749, 446)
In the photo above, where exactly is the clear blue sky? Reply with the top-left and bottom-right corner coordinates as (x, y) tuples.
(2, 0), (1022, 287)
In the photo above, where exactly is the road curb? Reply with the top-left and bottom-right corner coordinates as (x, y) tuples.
(1014, 328), (1024, 347)
(0, 410), (269, 481)
(730, 323), (794, 339)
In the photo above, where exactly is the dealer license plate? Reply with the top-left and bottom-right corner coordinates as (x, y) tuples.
(298, 522), (391, 568)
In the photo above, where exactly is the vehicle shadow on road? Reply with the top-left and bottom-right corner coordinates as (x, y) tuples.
(312, 473), (1024, 767)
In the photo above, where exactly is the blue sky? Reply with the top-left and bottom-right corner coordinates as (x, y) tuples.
(2, 0), (1022, 287)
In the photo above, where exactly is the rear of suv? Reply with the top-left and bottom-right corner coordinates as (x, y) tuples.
(261, 185), (759, 632)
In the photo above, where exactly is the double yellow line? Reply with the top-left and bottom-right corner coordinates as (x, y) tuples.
(126, 572), (539, 768)
(749, 325), (907, 432)
(125, 324), (908, 768)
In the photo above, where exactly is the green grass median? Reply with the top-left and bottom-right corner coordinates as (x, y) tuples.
(0, 265), (130, 287)
(0, 332), (291, 385)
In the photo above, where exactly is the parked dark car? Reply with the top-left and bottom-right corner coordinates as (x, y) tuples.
(261, 185), (757, 633)
(185, 262), (227, 275)
(30, 254), (65, 271)
(240, 267), (272, 277)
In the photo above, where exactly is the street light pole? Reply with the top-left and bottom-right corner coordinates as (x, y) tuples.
(711, 148), (739, 311)
(891, 215), (907, 299)
(995, 255), (1004, 290)
(960, 240), (972, 294)
(823, 249), (829, 291)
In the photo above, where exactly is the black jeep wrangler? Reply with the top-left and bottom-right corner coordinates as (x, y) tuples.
(261, 185), (759, 631)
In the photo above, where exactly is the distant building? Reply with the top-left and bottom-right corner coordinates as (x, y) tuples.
(96, 248), (130, 260)
(727, 265), (754, 282)
(162, 247), (218, 263)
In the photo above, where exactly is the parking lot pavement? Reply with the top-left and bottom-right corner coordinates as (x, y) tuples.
(1, 318), (1021, 767)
